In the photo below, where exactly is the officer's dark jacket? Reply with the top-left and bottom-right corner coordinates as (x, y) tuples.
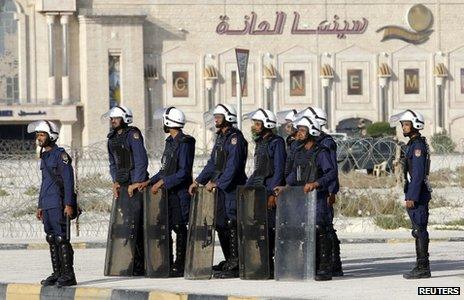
(39, 145), (76, 210)
(149, 131), (196, 192)
(404, 135), (432, 202)
(286, 143), (337, 197)
(246, 133), (287, 195)
(196, 127), (248, 192)
(107, 126), (149, 184)
(317, 132), (340, 194)
(284, 136), (301, 179)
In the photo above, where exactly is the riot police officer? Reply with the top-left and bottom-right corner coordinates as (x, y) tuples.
(390, 110), (432, 279)
(189, 104), (248, 279)
(297, 106), (343, 276)
(277, 109), (299, 178)
(246, 108), (286, 274)
(28, 120), (77, 287)
(139, 107), (195, 277)
(276, 116), (337, 281)
(104, 105), (149, 276)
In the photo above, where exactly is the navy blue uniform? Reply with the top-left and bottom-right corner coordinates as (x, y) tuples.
(246, 134), (286, 194)
(317, 132), (343, 275)
(404, 135), (432, 240)
(108, 127), (149, 184)
(196, 127), (248, 227)
(39, 145), (76, 237)
(150, 132), (195, 225)
(286, 144), (337, 226)
(246, 133), (286, 228)
(107, 126), (148, 274)
(317, 133), (340, 195)
(286, 142), (338, 279)
(284, 135), (301, 179)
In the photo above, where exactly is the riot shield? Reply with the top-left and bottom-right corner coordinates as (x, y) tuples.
(275, 187), (316, 281)
(237, 185), (270, 280)
(104, 185), (137, 276)
(144, 188), (170, 277)
(184, 187), (217, 279)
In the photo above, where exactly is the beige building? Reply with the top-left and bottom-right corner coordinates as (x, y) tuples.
(1, 0), (464, 150)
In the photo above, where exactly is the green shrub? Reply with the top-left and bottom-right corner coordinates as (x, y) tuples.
(0, 188), (9, 197)
(366, 122), (396, 137)
(431, 130), (456, 153)
(24, 186), (39, 196)
(374, 213), (410, 230)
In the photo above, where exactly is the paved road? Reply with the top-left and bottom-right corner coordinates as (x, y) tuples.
(1, 242), (463, 299)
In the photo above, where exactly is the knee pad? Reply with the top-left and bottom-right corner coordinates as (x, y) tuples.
(55, 235), (69, 245)
(226, 219), (237, 230)
(172, 224), (187, 234)
(411, 226), (426, 239)
(46, 234), (55, 244)
(316, 225), (332, 237)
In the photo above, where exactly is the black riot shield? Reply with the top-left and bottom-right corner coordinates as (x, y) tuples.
(237, 185), (270, 280)
(275, 187), (316, 281)
(144, 188), (170, 277)
(104, 185), (138, 276)
(184, 187), (217, 280)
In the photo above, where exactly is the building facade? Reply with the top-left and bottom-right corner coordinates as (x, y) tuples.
(1, 0), (464, 150)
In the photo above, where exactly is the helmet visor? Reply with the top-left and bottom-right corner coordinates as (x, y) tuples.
(153, 108), (167, 120)
(27, 120), (44, 134)
(276, 110), (296, 124)
(389, 111), (407, 128)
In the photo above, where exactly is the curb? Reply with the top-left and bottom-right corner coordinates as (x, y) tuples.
(1, 237), (463, 251)
(0, 282), (262, 300)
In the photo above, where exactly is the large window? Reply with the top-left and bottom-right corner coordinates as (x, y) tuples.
(0, 0), (19, 105)
(109, 55), (121, 108)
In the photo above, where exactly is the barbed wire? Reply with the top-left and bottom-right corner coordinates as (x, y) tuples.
(0, 136), (463, 239)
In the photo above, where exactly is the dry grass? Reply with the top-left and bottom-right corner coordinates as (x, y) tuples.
(339, 172), (397, 189)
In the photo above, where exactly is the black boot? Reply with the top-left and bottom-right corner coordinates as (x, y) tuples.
(55, 236), (77, 287)
(331, 229), (343, 277)
(315, 226), (332, 281)
(214, 220), (239, 279)
(268, 227), (276, 279)
(170, 225), (187, 277)
(213, 228), (230, 272)
(403, 237), (431, 279)
(41, 234), (61, 286)
(132, 218), (145, 276)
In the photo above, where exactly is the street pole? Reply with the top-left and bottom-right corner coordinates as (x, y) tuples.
(236, 75), (242, 130)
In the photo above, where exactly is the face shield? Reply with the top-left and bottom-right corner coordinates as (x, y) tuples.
(276, 110), (297, 125)
(153, 108), (166, 121)
(100, 108), (114, 124)
(203, 109), (216, 131)
(389, 111), (407, 128)
(27, 120), (44, 135)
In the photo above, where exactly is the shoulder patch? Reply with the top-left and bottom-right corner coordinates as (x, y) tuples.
(231, 137), (237, 145)
(61, 152), (70, 164)
(133, 132), (140, 140)
(414, 149), (422, 157)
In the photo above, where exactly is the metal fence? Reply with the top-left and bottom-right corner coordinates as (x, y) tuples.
(0, 137), (463, 239)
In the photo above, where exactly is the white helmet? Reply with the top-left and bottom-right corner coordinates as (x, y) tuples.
(162, 106), (185, 128)
(27, 120), (60, 142)
(103, 105), (133, 124)
(250, 108), (277, 129)
(284, 109), (297, 122)
(276, 109), (297, 124)
(294, 107), (327, 127)
(213, 104), (237, 123)
(389, 109), (425, 130)
(294, 116), (322, 137)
